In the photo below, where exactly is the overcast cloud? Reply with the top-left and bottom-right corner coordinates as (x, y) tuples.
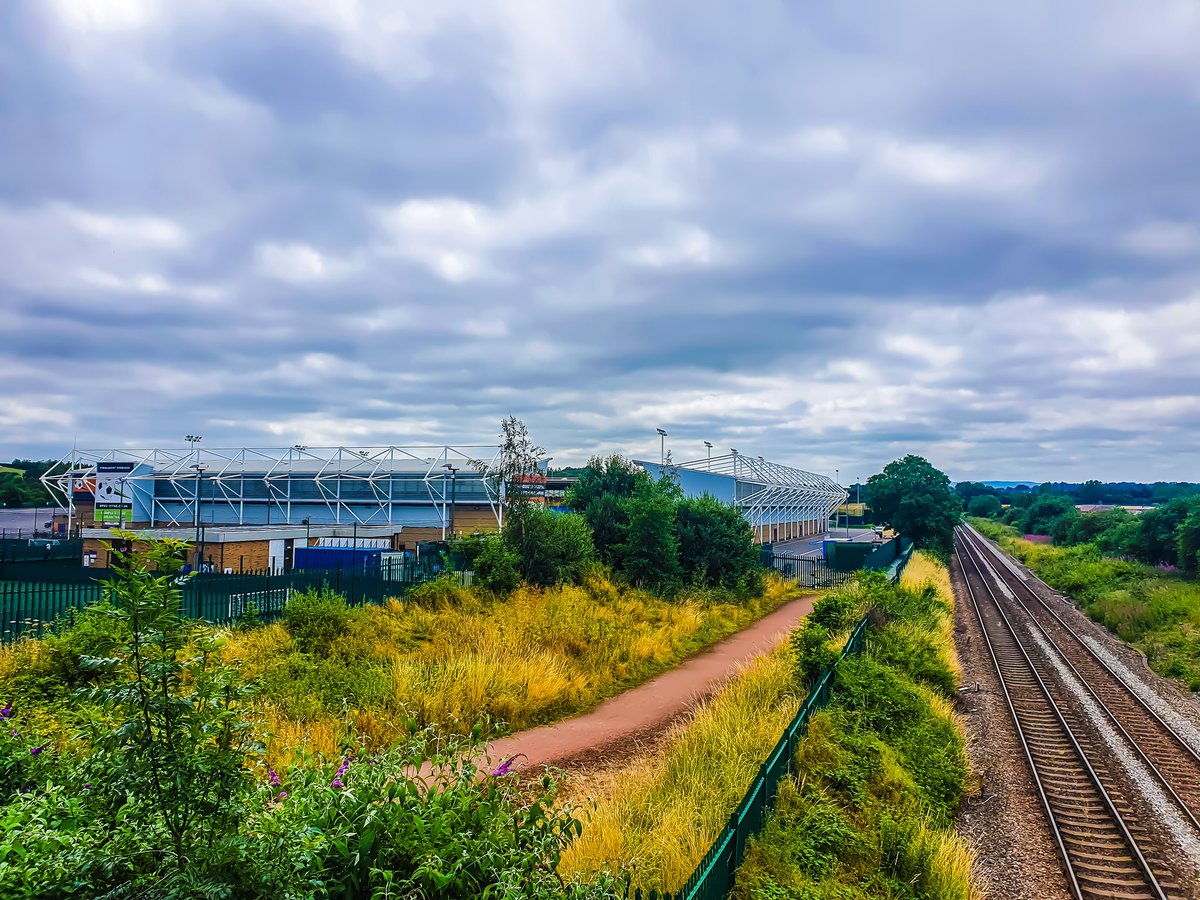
(2, 1), (1199, 482)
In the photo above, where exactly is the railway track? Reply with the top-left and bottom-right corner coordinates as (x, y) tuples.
(954, 528), (1191, 899)
(959, 525), (1200, 834)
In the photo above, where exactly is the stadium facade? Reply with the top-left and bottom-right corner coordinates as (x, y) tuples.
(41, 445), (505, 571)
(636, 452), (847, 544)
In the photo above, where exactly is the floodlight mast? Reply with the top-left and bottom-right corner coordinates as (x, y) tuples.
(655, 428), (668, 465)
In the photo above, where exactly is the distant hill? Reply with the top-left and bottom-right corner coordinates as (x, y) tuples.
(979, 481), (1040, 488)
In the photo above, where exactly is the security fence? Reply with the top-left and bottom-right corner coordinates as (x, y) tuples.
(761, 552), (854, 588)
(627, 609), (874, 900)
(0, 557), (448, 644)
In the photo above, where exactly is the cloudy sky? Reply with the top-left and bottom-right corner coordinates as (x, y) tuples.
(3, 1), (1199, 482)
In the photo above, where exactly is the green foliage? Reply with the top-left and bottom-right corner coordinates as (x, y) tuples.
(866, 455), (960, 557)
(808, 591), (859, 633)
(1176, 507), (1200, 577)
(617, 488), (682, 594)
(503, 503), (595, 587)
(1133, 496), (1200, 566)
(78, 538), (262, 869)
(581, 493), (630, 566)
(282, 587), (352, 655)
(966, 494), (1002, 518)
(1019, 493), (1077, 536)
(566, 454), (649, 512)
(473, 534), (522, 594)
(0, 459), (55, 509)
(791, 622), (837, 687)
(675, 495), (760, 591)
(736, 565), (970, 900)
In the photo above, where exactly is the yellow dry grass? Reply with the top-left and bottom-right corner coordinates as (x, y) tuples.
(560, 648), (802, 892)
(217, 569), (802, 764)
(902, 551), (962, 685)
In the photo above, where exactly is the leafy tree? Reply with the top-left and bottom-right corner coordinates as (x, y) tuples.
(866, 456), (961, 557)
(565, 454), (648, 512)
(1133, 496), (1199, 566)
(581, 493), (629, 566)
(1062, 508), (1133, 547)
(1176, 507), (1200, 577)
(473, 534), (522, 594)
(1019, 495), (1077, 536)
(967, 495), (1002, 519)
(502, 503), (594, 587)
(1078, 479), (1105, 504)
(617, 488), (682, 594)
(954, 481), (997, 505)
(674, 495), (759, 589)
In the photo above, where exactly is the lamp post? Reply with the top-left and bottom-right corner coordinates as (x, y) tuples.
(443, 464), (458, 537)
(730, 449), (738, 479)
(704, 441), (712, 470)
(656, 428), (668, 466)
(192, 463), (208, 570)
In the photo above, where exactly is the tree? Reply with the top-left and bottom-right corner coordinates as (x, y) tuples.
(967, 495), (1002, 519)
(866, 456), (961, 557)
(617, 488), (682, 594)
(1019, 495), (1077, 536)
(954, 481), (997, 505)
(1133, 496), (1199, 566)
(581, 493), (629, 566)
(1078, 479), (1105, 504)
(674, 495), (759, 589)
(565, 455), (648, 512)
(502, 503), (594, 587)
(1176, 507), (1200, 576)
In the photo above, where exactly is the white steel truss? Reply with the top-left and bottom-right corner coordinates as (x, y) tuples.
(40, 445), (503, 538)
(668, 452), (848, 538)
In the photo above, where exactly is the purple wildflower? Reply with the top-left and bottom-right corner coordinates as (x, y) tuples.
(277, 791), (287, 799)
(0, 701), (11, 719)
(30, 745), (48, 756)
(331, 779), (343, 789)
(84, 783), (92, 790)
(491, 753), (525, 777)
(268, 767), (281, 787)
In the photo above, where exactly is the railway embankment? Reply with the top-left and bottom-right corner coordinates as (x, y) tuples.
(953, 524), (1200, 899)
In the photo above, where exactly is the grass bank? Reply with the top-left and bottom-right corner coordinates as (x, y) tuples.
(733, 553), (976, 899)
(970, 517), (1200, 690)
(560, 648), (804, 891)
(0, 568), (797, 763)
(561, 556), (976, 898)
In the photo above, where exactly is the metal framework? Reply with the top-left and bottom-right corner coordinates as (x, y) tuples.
(40, 445), (503, 538)
(669, 452), (847, 540)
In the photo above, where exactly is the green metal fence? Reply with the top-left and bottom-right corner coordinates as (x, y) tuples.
(1, 559), (447, 644)
(628, 609), (874, 900)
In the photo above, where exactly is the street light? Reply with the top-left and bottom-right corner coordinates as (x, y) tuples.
(703, 441), (712, 470)
(443, 464), (459, 537)
(656, 428), (668, 466)
(192, 463), (208, 570)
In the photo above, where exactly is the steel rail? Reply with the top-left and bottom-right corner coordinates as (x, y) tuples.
(955, 531), (1168, 900)
(962, 523), (1200, 780)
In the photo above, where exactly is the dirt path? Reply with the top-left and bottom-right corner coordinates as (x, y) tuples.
(485, 594), (816, 774)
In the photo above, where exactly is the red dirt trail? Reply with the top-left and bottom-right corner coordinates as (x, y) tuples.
(485, 594), (815, 774)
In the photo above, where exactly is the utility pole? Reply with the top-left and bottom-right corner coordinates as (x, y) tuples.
(192, 463), (207, 570)
(443, 464), (458, 537)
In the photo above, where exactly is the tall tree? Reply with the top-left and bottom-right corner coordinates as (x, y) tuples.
(866, 455), (961, 557)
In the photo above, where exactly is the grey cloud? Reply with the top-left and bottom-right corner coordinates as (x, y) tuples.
(2, 0), (1199, 482)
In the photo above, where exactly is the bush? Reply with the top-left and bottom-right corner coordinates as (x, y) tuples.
(503, 503), (595, 588)
(473, 535), (521, 594)
(808, 591), (859, 633)
(967, 495), (1001, 518)
(282, 588), (352, 655)
(44, 602), (129, 687)
(791, 621), (837, 687)
(675, 495), (760, 591)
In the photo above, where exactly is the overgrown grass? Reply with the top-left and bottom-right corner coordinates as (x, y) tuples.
(734, 554), (977, 900)
(970, 517), (1200, 690)
(560, 649), (804, 891)
(0, 569), (799, 764)
(561, 557), (977, 899)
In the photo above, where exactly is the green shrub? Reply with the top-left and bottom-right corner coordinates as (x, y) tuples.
(282, 587), (352, 655)
(45, 602), (129, 687)
(791, 621), (836, 688)
(808, 591), (859, 633)
(473, 534), (521, 594)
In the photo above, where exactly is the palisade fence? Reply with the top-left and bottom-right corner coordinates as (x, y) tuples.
(0, 538), (81, 564)
(761, 551), (854, 588)
(627, 608), (876, 900)
(0, 558), (449, 644)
